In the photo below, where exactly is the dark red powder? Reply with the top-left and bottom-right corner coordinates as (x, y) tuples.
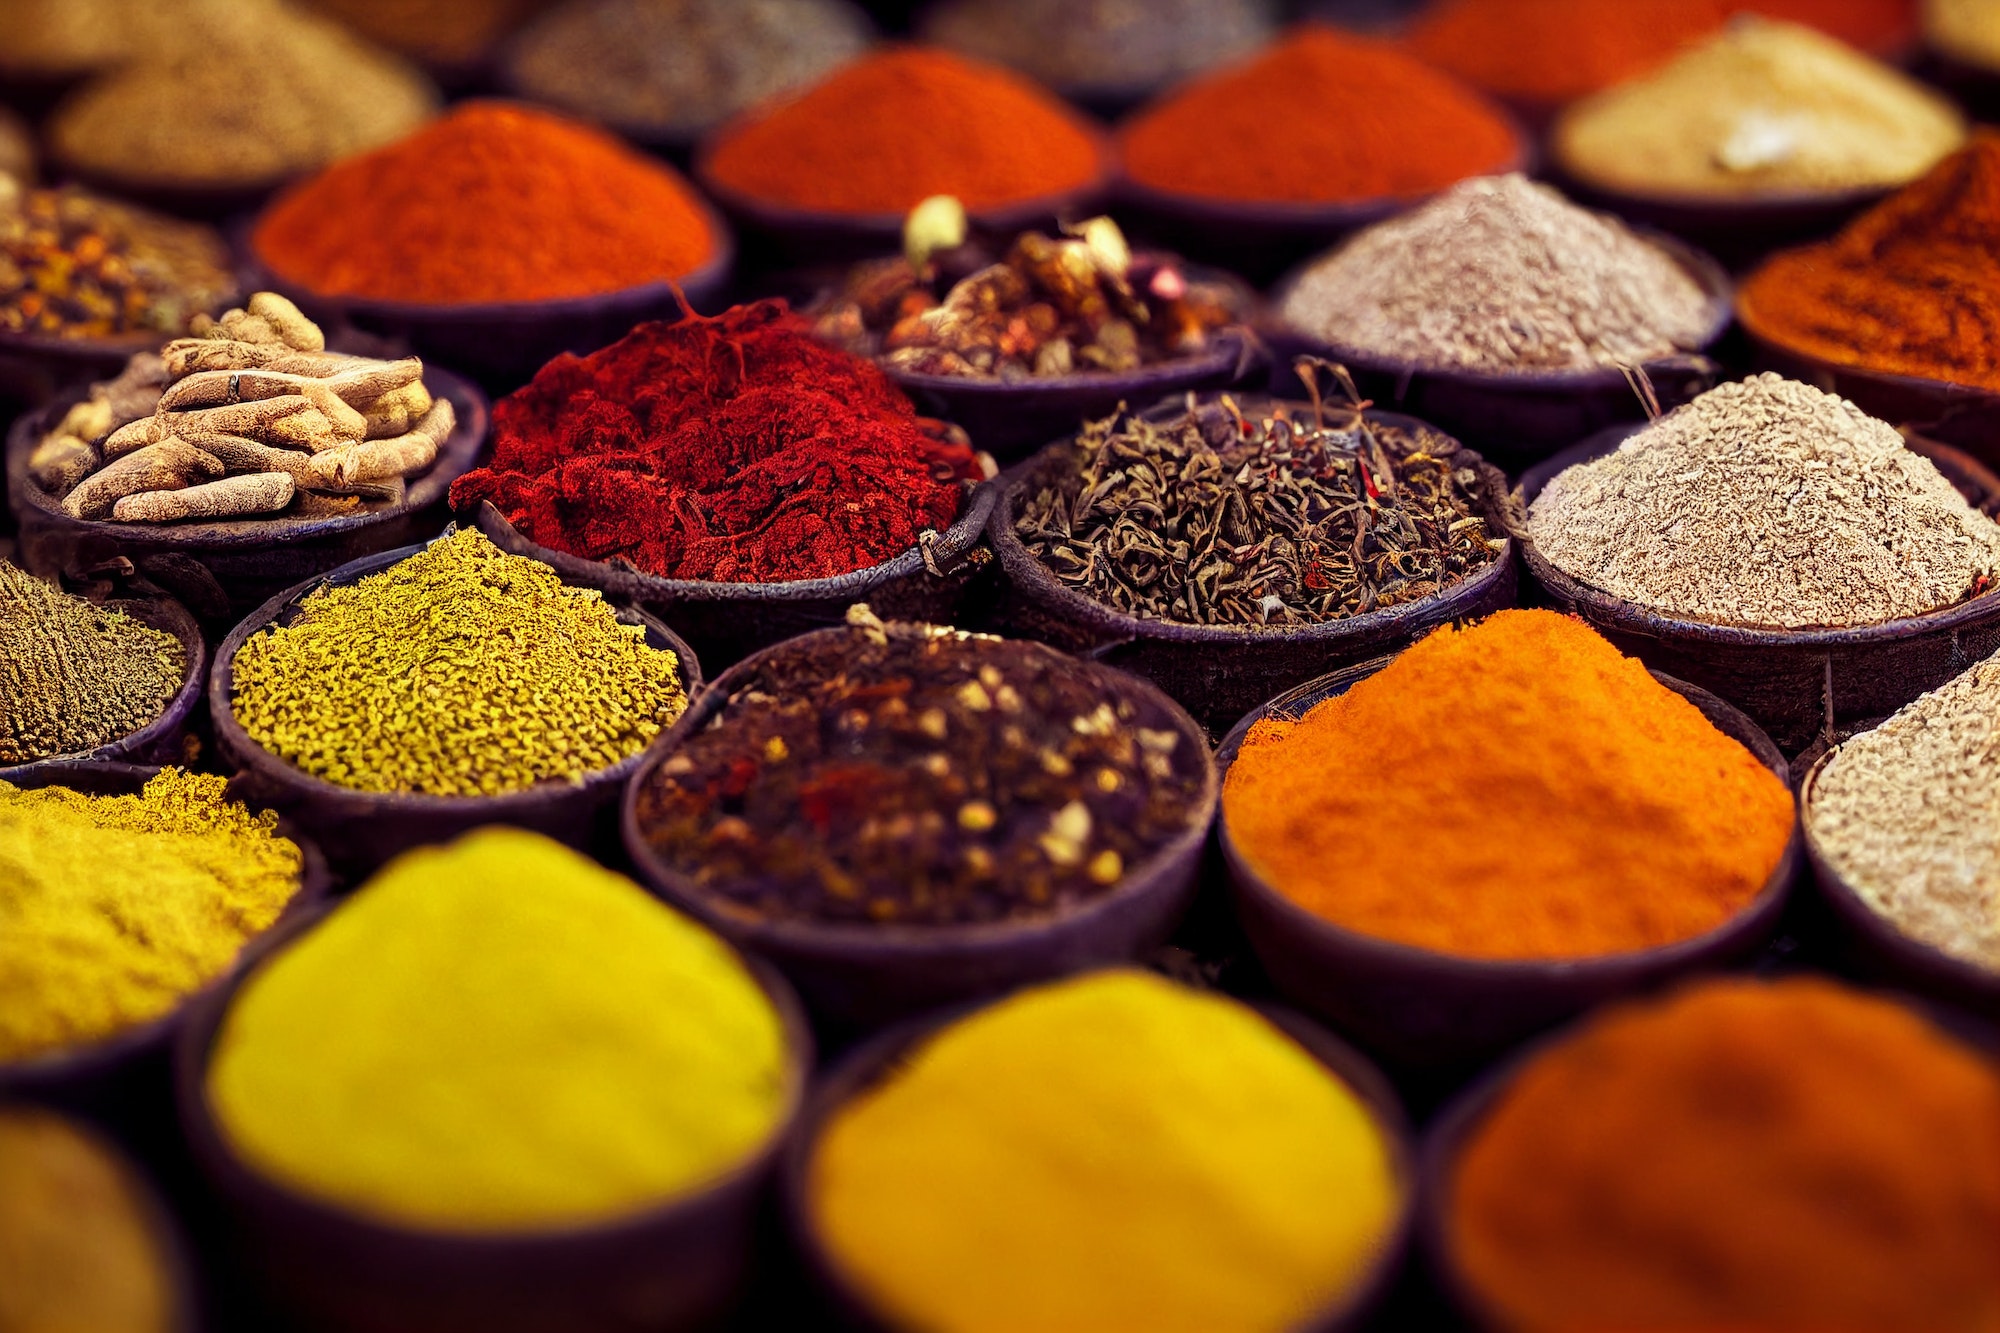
(451, 301), (976, 583)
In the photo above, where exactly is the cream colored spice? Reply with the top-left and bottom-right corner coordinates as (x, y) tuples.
(1927, 0), (2000, 71)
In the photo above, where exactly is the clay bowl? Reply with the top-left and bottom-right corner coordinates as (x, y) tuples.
(209, 538), (704, 879)
(7, 366), (489, 626)
(473, 478), (999, 671)
(174, 902), (814, 1333)
(1518, 423), (2000, 754)
(990, 397), (1519, 737)
(1799, 749), (2000, 1012)
(243, 215), (735, 392)
(0, 591), (205, 782)
(1267, 230), (1733, 472)
(0, 762), (332, 1126)
(1215, 660), (1799, 1069)
(781, 988), (1416, 1333)
(621, 627), (1220, 1032)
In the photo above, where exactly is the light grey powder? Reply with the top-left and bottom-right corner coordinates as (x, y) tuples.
(1808, 655), (2000, 972)
(1276, 174), (1715, 373)
(1529, 374), (2000, 629)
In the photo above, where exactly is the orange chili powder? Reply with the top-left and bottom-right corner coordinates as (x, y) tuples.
(1408, 0), (1916, 105)
(1740, 131), (2000, 391)
(1116, 25), (1520, 204)
(700, 47), (1105, 216)
(252, 101), (719, 305)
(1221, 610), (1794, 960)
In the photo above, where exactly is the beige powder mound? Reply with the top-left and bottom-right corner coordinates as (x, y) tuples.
(1529, 374), (2000, 629)
(1809, 654), (2000, 971)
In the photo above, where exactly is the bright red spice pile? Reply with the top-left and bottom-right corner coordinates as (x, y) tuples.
(450, 301), (976, 584)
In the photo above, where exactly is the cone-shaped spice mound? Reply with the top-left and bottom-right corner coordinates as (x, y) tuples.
(1222, 610), (1794, 959)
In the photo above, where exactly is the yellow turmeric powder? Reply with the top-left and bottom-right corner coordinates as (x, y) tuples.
(0, 770), (303, 1063)
(206, 827), (790, 1233)
(809, 970), (1400, 1333)
(1223, 610), (1794, 959)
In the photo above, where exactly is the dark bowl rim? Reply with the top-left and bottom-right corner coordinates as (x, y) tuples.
(206, 535), (705, 817)
(777, 974), (1419, 1333)
(171, 895), (817, 1253)
(989, 396), (1518, 648)
(1269, 226), (1734, 391)
(619, 624), (1221, 958)
(1736, 308), (2000, 414)
(7, 364), (491, 545)
(1517, 421), (2000, 647)
(0, 324), (199, 361)
(1215, 657), (1801, 984)
(0, 592), (206, 778)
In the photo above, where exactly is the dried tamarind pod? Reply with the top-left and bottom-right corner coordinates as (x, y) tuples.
(306, 399), (454, 487)
(63, 439), (224, 520)
(248, 293), (325, 352)
(55, 397), (115, 444)
(163, 338), (307, 376)
(28, 435), (99, 497)
(161, 373), (367, 441)
(103, 414), (170, 459)
(359, 380), (433, 437)
(113, 473), (296, 523)
(183, 433), (320, 483)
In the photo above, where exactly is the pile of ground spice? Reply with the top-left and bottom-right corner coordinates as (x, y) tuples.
(1930, 0), (2000, 70)
(1739, 132), (2000, 390)
(0, 562), (185, 765)
(1278, 174), (1713, 373)
(919, 0), (1275, 102)
(253, 101), (718, 305)
(1117, 25), (1520, 205)
(1808, 653), (2000, 971)
(1555, 17), (1964, 199)
(451, 300), (977, 584)
(700, 47), (1105, 215)
(306, 0), (546, 65)
(1530, 374), (2000, 629)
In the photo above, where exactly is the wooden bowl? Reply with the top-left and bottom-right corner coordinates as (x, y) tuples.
(620, 628), (1219, 1032)
(1267, 230), (1733, 472)
(1518, 424), (2000, 754)
(0, 592), (206, 781)
(1216, 661), (1799, 1069)
(989, 398), (1520, 737)
(209, 538), (704, 879)
(782, 988), (1416, 1333)
(174, 903), (814, 1333)
(473, 479), (998, 672)
(7, 366), (489, 626)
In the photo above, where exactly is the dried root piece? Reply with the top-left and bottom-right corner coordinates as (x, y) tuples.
(249, 293), (324, 353)
(305, 400), (454, 488)
(161, 373), (366, 441)
(184, 433), (319, 484)
(113, 473), (296, 523)
(63, 439), (223, 520)
(359, 380), (433, 437)
(28, 435), (99, 497)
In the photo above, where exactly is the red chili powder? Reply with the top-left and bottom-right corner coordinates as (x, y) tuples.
(449, 301), (976, 584)
(1407, 0), (1916, 105)
(253, 101), (719, 305)
(700, 46), (1106, 216)
(1117, 25), (1520, 204)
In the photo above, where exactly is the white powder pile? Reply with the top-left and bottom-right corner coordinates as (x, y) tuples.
(1809, 655), (2000, 972)
(1277, 174), (1715, 373)
(1529, 374), (2000, 629)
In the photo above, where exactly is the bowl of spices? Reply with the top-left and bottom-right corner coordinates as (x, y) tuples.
(624, 611), (1218, 1029)
(1801, 657), (2000, 1008)
(811, 209), (1258, 457)
(0, 1104), (199, 1333)
(0, 763), (326, 1116)
(1738, 132), (2000, 440)
(995, 379), (1517, 736)
(694, 47), (1111, 264)
(211, 528), (697, 877)
(0, 560), (203, 779)
(459, 299), (997, 669)
(1522, 374), (2000, 752)
(303, 0), (550, 86)
(1218, 609), (1799, 1068)
(1424, 976), (2000, 1331)
(1549, 18), (1966, 261)
(1273, 174), (1731, 471)
(248, 101), (733, 390)
(7, 296), (490, 625)
(1111, 25), (1529, 283)
(178, 828), (811, 1333)
(789, 970), (1412, 1333)
(500, 0), (874, 154)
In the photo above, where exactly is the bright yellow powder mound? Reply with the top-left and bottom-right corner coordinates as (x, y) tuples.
(0, 769), (302, 1063)
(205, 827), (790, 1233)
(810, 970), (1400, 1333)
(1223, 610), (1796, 960)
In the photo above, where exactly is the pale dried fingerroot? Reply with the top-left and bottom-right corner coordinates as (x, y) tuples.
(62, 438), (224, 520)
(28, 434), (99, 496)
(183, 432), (319, 483)
(103, 414), (169, 459)
(113, 473), (296, 523)
(305, 399), (454, 487)
(163, 338), (312, 376)
(359, 380), (433, 436)
(56, 396), (115, 443)
(249, 293), (325, 353)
